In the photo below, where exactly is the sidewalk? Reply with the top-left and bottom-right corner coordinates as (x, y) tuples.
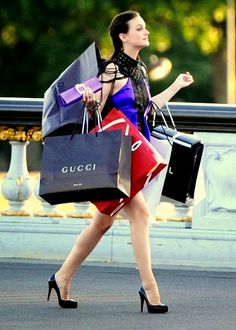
(0, 259), (235, 330)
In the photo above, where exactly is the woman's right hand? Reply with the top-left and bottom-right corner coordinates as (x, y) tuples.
(82, 87), (97, 108)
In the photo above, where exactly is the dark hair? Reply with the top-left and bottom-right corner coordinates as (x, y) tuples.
(109, 11), (140, 58)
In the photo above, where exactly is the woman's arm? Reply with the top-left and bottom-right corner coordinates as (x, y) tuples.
(152, 72), (194, 108)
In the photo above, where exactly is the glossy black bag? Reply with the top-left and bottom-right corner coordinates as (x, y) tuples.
(151, 101), (204, 203)
(39, 129), (132, 205)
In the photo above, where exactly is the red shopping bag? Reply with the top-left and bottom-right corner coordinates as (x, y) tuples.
(90, 108), (167, 216)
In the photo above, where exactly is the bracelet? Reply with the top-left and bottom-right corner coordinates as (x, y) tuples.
(86, 100), (100, 112)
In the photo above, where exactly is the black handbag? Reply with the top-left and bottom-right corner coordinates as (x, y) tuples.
(39, 109), (132, 205)
(151, 101), (204, 203)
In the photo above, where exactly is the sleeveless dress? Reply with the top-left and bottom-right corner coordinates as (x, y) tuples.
(110, 78), (152, 141)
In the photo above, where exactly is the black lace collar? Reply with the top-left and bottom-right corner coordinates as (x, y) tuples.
(99, 51), (150, 114)
(112, 51), (149, 113)
(112, 51), (147, 81)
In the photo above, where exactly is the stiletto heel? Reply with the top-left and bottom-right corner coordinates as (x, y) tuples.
(139, 292), (145, 312)
(138, 287), (168, 314)
(47, 281), (53, 301)
(47, 274), (78, 309)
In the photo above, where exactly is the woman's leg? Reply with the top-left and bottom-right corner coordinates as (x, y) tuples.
(123, 191), (162, 305)
(55, 211), (115, 300)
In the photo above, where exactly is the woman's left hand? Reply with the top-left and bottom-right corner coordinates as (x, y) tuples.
(175, 72), (194, 88)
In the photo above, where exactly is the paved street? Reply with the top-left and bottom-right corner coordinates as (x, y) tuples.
(0, 259), (236, 330)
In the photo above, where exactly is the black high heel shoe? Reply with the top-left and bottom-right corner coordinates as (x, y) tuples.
(138, 287), (168, 313)
(47, 274), (78, 308)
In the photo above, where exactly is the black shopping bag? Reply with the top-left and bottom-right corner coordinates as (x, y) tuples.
(150, 101), (204, 203)
(152, 125), (204, 203)
(39, 130), (132, 205)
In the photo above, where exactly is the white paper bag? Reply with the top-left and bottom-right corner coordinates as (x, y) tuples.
(143, 136), (172, 222)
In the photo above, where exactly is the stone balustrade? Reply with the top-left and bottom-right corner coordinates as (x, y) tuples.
(0, 97), (236, 268)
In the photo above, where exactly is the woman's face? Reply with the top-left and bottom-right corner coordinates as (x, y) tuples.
(121, 15), (150, 49)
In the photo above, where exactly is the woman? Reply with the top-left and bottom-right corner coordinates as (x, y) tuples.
(47, 10), (193, 313)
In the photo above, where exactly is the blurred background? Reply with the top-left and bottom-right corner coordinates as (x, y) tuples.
(0, 0), (235, 172)
(0, 0), (235, 103)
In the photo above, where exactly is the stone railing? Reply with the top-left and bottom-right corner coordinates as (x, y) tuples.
(1, 97), (236, 225)
(1, 97), (236, 267)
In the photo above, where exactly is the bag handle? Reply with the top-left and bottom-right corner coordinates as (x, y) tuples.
(152, 99), (177, 131)
(82, 103), (103, 134)
(81, 106), (89, 134)
(151, 100), (176, 147)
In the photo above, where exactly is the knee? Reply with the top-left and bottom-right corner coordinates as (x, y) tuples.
(124, 192), (151, 226)
(139, 207), (150, 226)
(99, 220), (113, 234)
(129, 205), (150, 227)
(93, 213), (114, 234)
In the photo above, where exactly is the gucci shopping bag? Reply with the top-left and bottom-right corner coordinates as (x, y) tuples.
(152, 120), (204, 203)
(39, 130), (132, 205)
(90, 108), (167, 216)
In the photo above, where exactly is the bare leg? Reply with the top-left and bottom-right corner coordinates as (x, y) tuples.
(123, 191), (162, 305)
(55, 211), (115, 300)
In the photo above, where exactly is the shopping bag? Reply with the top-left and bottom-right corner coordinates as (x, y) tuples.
(90, 108), (167, 216)
(42, 43), (102, 137)
(142, 136), (172, 220)
(39, 129), (132, 205)
(151, 102), (204, 203)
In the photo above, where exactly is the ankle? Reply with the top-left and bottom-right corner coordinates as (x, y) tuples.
(55, 271), (71, 285)
(54, 272), (71, 300)
(142, 282), (161, 305)
(142, 280), (158, 292)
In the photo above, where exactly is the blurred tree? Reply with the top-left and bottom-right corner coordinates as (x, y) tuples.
(0, 0), (227, 102)
(140, 0), (227, 102)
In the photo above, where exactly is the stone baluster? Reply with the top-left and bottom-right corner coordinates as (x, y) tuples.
(173, 200), (193, 222)
(32, 174), (63, 217)
(1, 141), (33, 215)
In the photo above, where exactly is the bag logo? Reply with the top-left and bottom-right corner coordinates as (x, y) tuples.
(168, 166), (174, 175)
(61, 164), (96, 173)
